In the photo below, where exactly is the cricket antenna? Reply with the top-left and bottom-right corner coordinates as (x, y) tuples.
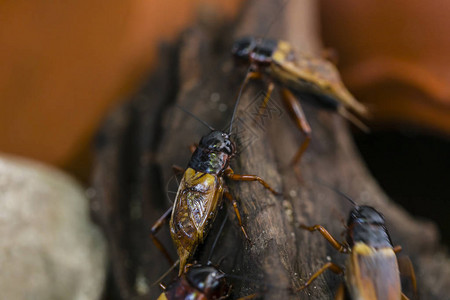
(333, 188), (358, 208)
(228, 67), (251, 134)
(312, 178), (358, 207)
(261, 0), (290, 39)
(228, 0), (290, 135)
(176, 104), (215, 131)
(151, 259), (180, 287)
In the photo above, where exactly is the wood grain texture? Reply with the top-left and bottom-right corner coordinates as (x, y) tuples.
(92, 0), (450, 299)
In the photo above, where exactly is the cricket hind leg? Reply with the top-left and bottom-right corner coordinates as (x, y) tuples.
(280, 88), (311, 168)
(401, 293), (410, 300)
(398, 256), (418, 300)
(257, 81), (275, 119)
(297, 262), (344, 291)
(334, 283), (346, 300)
(150, 207), (174, 265)
(223, 190), (251, 243)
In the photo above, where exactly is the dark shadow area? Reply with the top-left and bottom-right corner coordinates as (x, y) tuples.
(354, 129), (450, 246)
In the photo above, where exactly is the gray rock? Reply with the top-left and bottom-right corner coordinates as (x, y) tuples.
(0, 154), (107, 300)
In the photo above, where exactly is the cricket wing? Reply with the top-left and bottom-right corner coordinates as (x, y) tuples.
(170, 168), (224, 272)
(346, 244), (401, 300)
(271, 45), (368, 117)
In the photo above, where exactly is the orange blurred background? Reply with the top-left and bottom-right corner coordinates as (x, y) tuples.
(320, 0), (450, 135)
(2, 0), (450, 183)
(0, 0), (242, 181)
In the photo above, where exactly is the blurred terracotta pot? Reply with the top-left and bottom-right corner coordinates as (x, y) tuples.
(320, 0), (450, 135)
(0, 0), (241, 179)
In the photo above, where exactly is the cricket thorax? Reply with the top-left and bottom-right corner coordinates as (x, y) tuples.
(347, 206), (393, 249)
(185, 265), (229, 299)
(188, 131), (234, 174)
(162, 265), (229, 300)
(161, 276), (201, 300)
(188, 149), (230, 175)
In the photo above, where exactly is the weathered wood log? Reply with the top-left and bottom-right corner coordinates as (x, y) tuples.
(92, 0), (450, 299)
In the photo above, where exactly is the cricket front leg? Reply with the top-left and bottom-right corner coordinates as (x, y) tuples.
(224, 167), (280, 195)
(235, 70), (264, 111)
(300, 224), (349, 253)
(172, 165), (185, 175)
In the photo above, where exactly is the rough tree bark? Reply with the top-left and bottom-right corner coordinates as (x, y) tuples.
(92, 0), (450, 299)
